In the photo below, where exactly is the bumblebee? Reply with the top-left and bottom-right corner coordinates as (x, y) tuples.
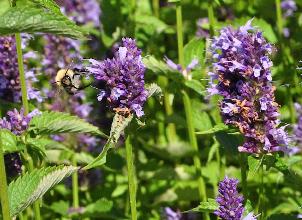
(55, 68), (90, 94)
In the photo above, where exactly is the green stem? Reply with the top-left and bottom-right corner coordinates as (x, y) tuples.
(0, 136), (11, 220)
(15, 33), (29, 115)
(16, 33), (41, 220)
(182, 91), (209, 220)
(275, 0), (295, 122)
(259, 164), (265, 219)
(176, 2), (184, 67)
(128, 0), (136, 37)
(275, 0), (283, 36)
(175, 3), (209, 219)
(164, 92), (178, 142)
(207, 1), (215, 36)
(158, 76), (177, 143)
(72, 154), (79, 208)
(152, 0), (159, 18)
(25, 153), (41, 220)
(239, 154), (248, 199)
(125, 136), (137, 220)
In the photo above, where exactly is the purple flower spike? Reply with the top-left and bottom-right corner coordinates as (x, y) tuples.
(0, 108), (40, 135)
(214, 177), (244, 220)
(208, 19), (289, 154)
(88, 38), (148, 117)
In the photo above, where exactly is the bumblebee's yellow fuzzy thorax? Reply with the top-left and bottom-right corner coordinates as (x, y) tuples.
(55, 69), (74, 86)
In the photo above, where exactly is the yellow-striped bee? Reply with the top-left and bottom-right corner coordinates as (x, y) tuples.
(55, 68), (90, 94)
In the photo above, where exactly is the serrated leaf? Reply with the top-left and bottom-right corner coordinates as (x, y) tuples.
(29, 111), (107, 137)
(145, 83), (163, 99)
(0, 129), (22, 154)
(8, 165), (78, 217)
(185, 199), (218, 213)
(84, 113), (133, 170)
(195, 123), (229, 135)
(30, 0), (61, 14)
(110, 113), (133, 143)
(0, 6), (86, 39)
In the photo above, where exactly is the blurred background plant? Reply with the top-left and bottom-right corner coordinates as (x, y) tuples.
(1, 0), (302, 219)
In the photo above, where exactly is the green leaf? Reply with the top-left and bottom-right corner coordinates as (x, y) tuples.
(8, 165), (78, 217)
(30, 0), (61, 14)
(0, 6), (86, 39)
(195, 123), (229, 135)
(29, 111), (107, 137)
(185, 198), (218, 213)
(0, 129), (22, 154)
(84, 113), (133, 170)
(253, 18), (277, 43)
(143, 56), (171, 74)
(0, 1), (10, 16)
(247, 155), (262, 176)
(183, 38), (204, 66)
(135, 15), (169, 34)
(84, 198), (113, 214)
(185, 80), (205, 96)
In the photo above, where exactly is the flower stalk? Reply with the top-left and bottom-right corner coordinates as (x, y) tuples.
(15, 34), (41, 220)
(0, 135), (11, 220)
(15, 34), (29, 115)
(125, 135), (137, 220)
(208, 1), (215, 36)
(175, 2), (209, 220)
(72, 154), (79, 208)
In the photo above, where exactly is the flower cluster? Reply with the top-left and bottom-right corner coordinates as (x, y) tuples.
(58, 0), (101, 27)
(0, 108), (40, 135)
(163, 207), (182, 220)
(292, 103), (302, 154)
(43, 35), (82, 76)
(87, 38), (148, 117)
(208, 20), (289, 154)
(281, 0), (297, 18)
(214, 177), (244, 220)
(164, 56), (199, 80)
(0, 36), (42, 102)
(281, 0), (297, 37)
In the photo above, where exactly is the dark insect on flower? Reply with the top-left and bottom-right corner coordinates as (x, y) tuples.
(55, 68), (91, 95)
(87, 38), (148, 117)
(208, 19), (290, 154)
(214, 177), (244, 220)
